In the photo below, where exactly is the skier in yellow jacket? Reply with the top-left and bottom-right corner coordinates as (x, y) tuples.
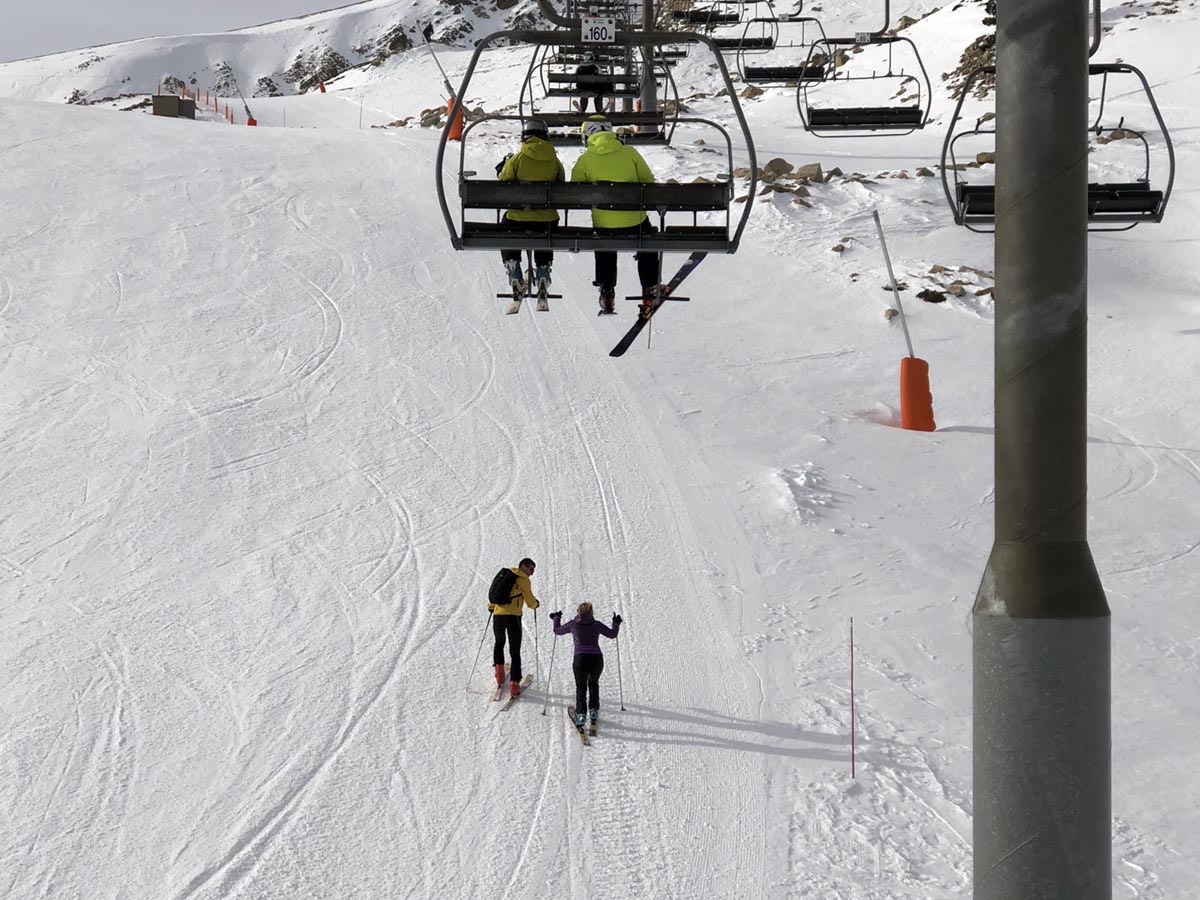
(488, 558), (540, 696)
(496, 120), (564, 302)
(570, 116), (662, 314)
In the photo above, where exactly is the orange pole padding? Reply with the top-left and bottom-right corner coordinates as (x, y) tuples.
(899, 356), (936, 432)
(246, 117), (257, 126)
(447, 96), (464, 141)
(319, 81), (326, 93)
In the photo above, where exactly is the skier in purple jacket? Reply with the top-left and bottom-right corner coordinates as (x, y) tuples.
(550, 602), (621, 729)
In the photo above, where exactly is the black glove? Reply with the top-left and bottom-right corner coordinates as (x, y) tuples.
(495, 153), (513, 175)
(612, 614), (622, 625)
(550, 610), (562, 621)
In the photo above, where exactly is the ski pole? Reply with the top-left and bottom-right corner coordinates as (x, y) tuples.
(534, 608), (541, 686)
(466, 612), (493, 692)
(542, 628), (559, 716)
(615, 622), (626, 711)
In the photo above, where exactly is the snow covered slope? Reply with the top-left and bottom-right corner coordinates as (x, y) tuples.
(2, 0), (1199, 897)
(0, 0), (537, 105)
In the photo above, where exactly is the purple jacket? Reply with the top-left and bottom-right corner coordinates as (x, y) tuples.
(552, 612), (619, 655)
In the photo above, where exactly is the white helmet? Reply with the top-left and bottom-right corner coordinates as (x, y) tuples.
(580, 116), (614, 142)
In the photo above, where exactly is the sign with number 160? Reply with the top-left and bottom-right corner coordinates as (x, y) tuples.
(582, 17), (617, 43)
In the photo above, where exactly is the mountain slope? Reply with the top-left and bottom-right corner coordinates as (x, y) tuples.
(0, 0), (537, 104)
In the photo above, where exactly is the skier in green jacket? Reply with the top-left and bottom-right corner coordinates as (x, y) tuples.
(496, 119), (565, 302)
(570, 116), (662, 315)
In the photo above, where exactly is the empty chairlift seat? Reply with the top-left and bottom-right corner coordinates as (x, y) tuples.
(797, 36), (932, 136)
(672, 9), (743, 24)
(807, 105), (924, 131)
(941, 63), (1175, 230)
(743, 64), (825, 83)
(953, 182), (1165, 226)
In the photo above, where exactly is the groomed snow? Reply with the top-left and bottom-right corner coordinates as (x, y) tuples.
(2, 1), (1199, 897)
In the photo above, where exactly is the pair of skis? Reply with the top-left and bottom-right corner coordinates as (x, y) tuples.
(567, 706), (597, 746)
(497, 251), (708, 358)
(485, 685), (597, 745)
(609, 252), (707, 357)
(498, 249), (560, 315)
(500, 281), (558, 315)
(490, 674), (532, 711)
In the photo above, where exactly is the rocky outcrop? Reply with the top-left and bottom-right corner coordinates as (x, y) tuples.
(254, 77), (283, 98)
(943, 0), (997, 99)
(285, 47), (351, 94)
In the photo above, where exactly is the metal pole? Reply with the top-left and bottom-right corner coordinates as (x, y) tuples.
(542, 628), (559, 716)
(850, 617), (855, 779)
(465, 613), (493, 691)
(615, 624), (626, 711)
(872, 210), (915, 359)
(533, 608), (540, 685)
(640, 0), (657, 122)
(420, 22), (456, 97)
(974, 0), (1111, 894)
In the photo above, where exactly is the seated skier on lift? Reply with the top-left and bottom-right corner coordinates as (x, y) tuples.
(574, 52), (612, 114)
(571, 116), (662, 315)
(495, 119), (564, 305)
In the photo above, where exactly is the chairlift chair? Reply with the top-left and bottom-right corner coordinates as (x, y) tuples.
(736, 15), (828, 84)
(796, 34), (931, 135)
(941, 63), (1175, 232)
(435, 28), (758, 256)
(525, 44), (683, 146)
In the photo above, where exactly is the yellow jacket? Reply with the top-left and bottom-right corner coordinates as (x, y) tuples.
(499, 137), (565, 223)
(489, 568), (540, 616)
(570, 131), (655, 229)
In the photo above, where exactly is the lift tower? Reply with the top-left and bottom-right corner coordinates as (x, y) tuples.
(973, 0), (1112, 895)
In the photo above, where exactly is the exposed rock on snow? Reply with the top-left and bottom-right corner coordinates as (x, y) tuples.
(285, 47), (351, 94)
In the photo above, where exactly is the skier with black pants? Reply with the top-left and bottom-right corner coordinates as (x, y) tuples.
(488, 558), (539, 697)
(550, 602), (621, 729)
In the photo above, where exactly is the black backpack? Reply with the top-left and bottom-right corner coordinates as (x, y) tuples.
(488, 568), (518, 607)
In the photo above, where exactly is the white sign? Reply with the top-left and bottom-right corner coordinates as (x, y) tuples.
(854, 32), (873, 44)
(582, 17), (618, 43)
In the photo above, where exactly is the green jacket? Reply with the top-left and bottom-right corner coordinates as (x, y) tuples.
(570, 131), (655, 229)
(499, 137), (564, 223)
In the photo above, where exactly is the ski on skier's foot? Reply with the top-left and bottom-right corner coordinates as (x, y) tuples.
(499, 676), (533, 711)
(567, 706), (591, 746)
(588, 719), (597, 737)
(535, 278), (553, 312)
(609, 252), (707, 357)
(489, 683), (504, 701)
(498, 280), (526, 315)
